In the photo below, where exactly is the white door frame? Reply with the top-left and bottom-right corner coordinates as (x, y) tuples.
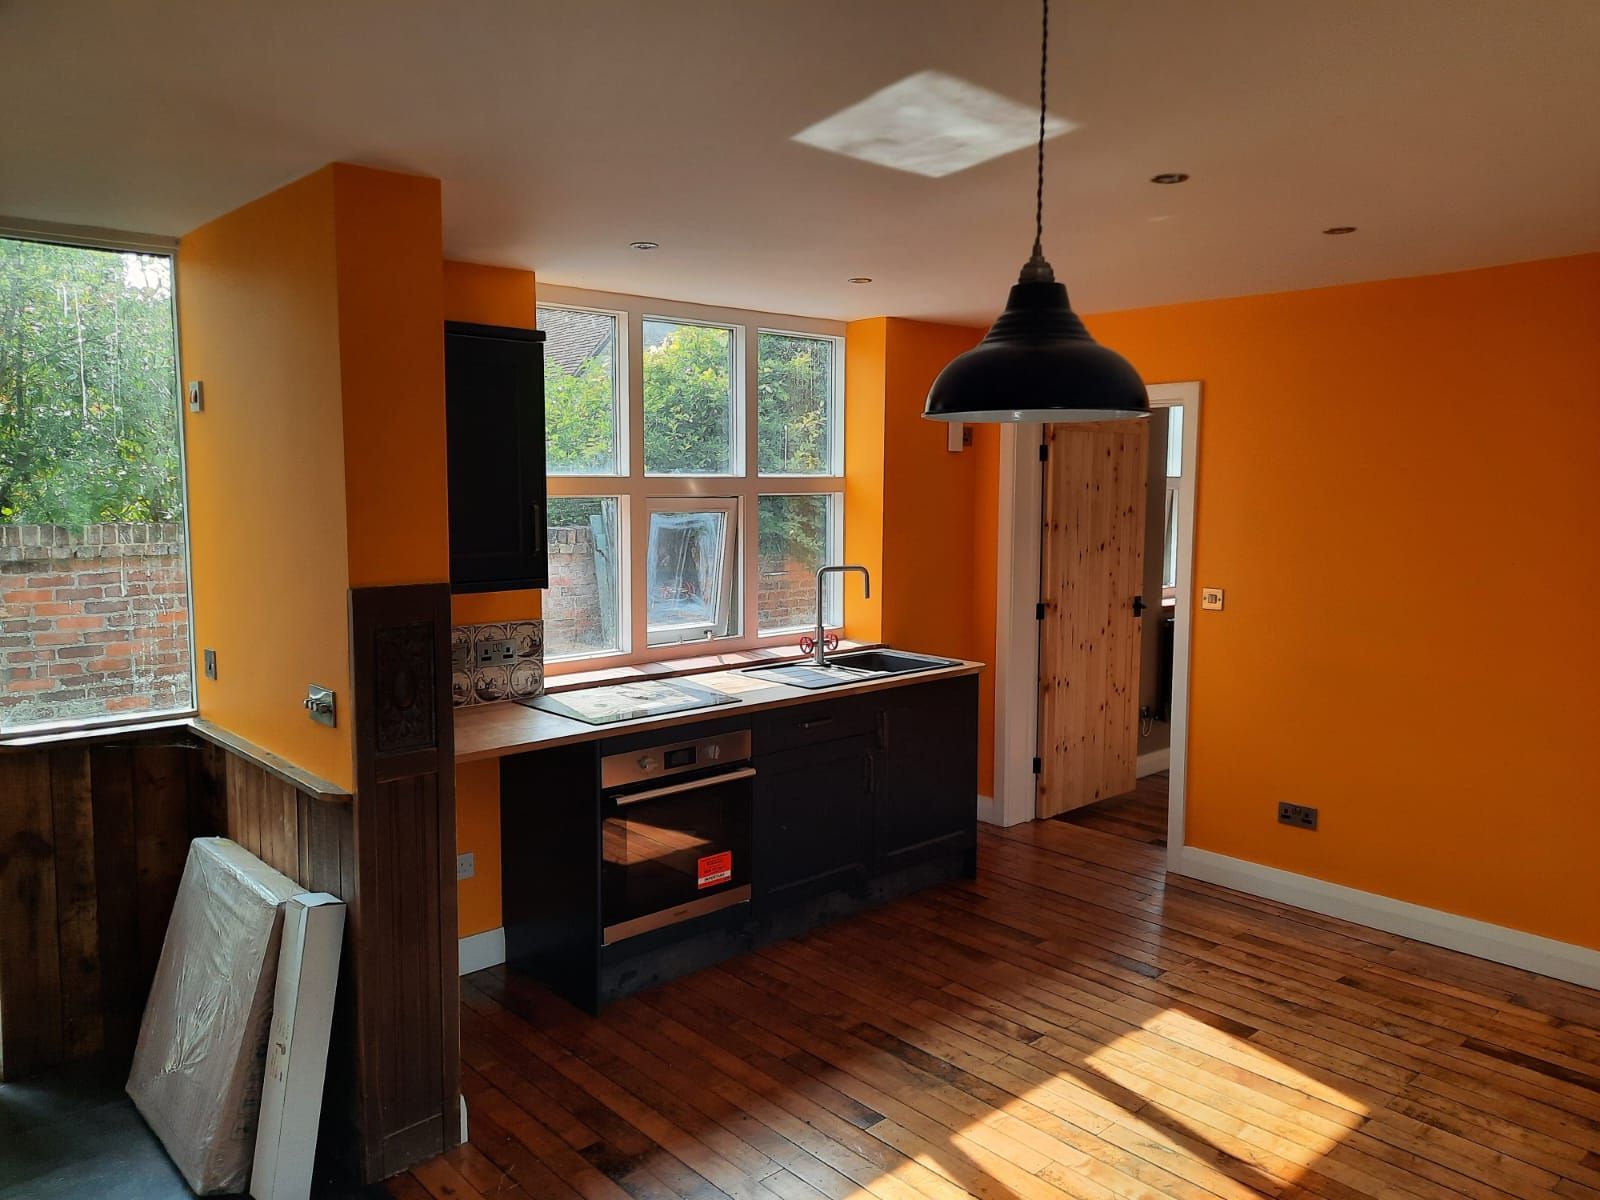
(988, 381), (1201, 872)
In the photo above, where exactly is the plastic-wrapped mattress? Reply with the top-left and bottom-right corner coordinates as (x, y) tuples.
(127, 837), (301, 1195)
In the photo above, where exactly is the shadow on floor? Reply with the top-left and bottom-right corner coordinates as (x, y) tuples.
(1053, 769), (1169, 845)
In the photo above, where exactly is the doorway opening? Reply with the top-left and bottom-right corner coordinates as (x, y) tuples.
(1032, 383), (1199, 853)
(1053, 397), (1189, 845)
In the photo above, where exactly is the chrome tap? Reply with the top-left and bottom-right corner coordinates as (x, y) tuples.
(813, 565), (870, 666)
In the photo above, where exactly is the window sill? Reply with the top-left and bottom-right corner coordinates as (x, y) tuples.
(544, 639), (872, 695)
(0, 710), (197, 750)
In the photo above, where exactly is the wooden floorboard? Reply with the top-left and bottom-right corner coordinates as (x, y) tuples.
(390, 821), (1600, 1200)
(1054, 773), (1170, 846)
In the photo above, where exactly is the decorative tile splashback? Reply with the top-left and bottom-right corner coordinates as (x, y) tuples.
(451, 620), (545, 707)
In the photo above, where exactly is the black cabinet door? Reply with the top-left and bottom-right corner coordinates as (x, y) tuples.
(753, 733), (874, 912)
(445, 321), (548, 592)
(875, 676), (979, 874)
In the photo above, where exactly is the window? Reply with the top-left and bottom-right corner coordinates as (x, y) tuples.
(1162, 405), (1184, 594)
(645, 498), (738, 646)
(644, 319), (736, 476)
(538, 288), (845, 666)
(758, 494), (840, 633)
(758, 332), (838, 475)
(0, 232), (191, 733)
(541, 305), (621, 475)
(544, 497), (622, 660)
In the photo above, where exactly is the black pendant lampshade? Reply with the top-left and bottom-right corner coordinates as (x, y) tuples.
(923, 0), (1148, 424)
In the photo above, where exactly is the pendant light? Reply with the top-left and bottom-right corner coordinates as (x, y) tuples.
(924, 0), (1148, 423)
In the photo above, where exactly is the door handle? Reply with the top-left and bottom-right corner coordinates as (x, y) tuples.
(611, 766), (757, 807)
(1132, 595), (1146, 617)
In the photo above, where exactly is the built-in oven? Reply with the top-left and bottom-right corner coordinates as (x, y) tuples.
(600, 729), (753, 946)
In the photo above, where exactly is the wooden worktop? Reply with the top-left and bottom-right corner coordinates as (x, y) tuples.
(454, 658), (985, 762)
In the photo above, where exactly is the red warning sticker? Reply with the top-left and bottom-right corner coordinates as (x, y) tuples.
(697, 850), (733, 889)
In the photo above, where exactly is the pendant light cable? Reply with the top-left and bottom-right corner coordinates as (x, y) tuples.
(1033, 0), (1049, 260)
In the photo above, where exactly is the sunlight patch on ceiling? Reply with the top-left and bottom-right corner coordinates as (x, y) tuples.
(793, 69), (1074, 178)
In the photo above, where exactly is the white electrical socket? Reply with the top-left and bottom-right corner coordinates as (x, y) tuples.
(456, 851), (475, 881)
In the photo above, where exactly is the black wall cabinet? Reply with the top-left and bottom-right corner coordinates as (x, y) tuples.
(444, 321), (548, 592)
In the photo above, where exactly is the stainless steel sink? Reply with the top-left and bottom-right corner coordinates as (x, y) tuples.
(741, 649), (958, 690)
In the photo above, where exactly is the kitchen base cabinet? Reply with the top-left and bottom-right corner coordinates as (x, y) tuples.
(752, 734), (874, 914)
(499, 672), (979, 1013)
(875, 676), (980, 877)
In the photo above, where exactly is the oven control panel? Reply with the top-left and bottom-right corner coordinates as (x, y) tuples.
(602, 729), (752, 789)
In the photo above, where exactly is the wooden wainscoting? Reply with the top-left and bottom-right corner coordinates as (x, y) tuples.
(0, 586), (456, 1185)
(0, 730), (212, 1080)
(0, 728), (354, 1082)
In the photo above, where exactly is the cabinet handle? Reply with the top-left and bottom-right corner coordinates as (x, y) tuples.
(799, 716), (834, 731)
(865, 755), (875, 794)
(876, 710), (888, 749)
(531, 501), (547, 551)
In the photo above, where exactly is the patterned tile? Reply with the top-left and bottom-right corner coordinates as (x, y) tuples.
(452, 618), (545, 707)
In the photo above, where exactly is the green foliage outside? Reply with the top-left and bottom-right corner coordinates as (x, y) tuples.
(542, 319), (835, 559)
(0, 238), (182, 525)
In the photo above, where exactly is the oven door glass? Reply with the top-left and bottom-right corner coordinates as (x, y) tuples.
(602, 769), (752, 938)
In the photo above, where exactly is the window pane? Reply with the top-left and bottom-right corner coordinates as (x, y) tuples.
(1163, 488), (1179, 590)
(539, 306), (619, 475)
(643, 320), (734, 475)
(758, 495), (838, 633)
(1165, 405), (1184, 478)
(758, 333), (837, 475)
(646, 507), (737, 645)
(1, 238), (190, 732)
(545, 498), (622, 658)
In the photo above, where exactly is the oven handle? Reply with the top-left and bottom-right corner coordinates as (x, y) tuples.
(609, 765), (757, 807)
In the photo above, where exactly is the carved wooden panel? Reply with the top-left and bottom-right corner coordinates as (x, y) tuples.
(374, 620), (437, 754)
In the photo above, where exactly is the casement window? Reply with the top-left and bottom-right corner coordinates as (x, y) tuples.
(0, 228), (193, 734)
(538, 287), (844, 667)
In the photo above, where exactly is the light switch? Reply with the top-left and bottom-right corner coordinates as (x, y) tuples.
(1201, 587), (1224, 611)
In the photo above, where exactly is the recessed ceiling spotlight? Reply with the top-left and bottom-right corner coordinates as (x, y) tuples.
(847, 277), (873, 285)
(1150, 172), (1189, 184)
(1323, 226), (1357, 235)
(629, 240), (660, 251)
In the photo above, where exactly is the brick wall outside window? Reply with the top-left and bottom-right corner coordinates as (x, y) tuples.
(0, 524), (191, 730)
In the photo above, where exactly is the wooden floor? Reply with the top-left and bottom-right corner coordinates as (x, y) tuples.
(387, 821), (1600, 1200)
(1055, 774), (1170, 846)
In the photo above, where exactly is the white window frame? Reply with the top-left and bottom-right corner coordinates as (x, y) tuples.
(539, 285), (845, 673)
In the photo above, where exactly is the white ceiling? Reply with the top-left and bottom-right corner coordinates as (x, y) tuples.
(3, 0), (1597, 324)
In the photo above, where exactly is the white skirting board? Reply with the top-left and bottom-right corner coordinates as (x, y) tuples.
(459, 927), (506, 975)
(1173, 847), (1600, 991)
(975, 794), (1003, 826)
(1136, 748), (1171, 777)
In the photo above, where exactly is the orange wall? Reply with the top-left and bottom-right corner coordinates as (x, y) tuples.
(333, 166), (449, 588)
(179, 168), (355, 790)
(842, 319), (887, 643)
(443, 259), (539, 937)
(846, 317), (996, 794)
(1085, 253), (1600, 948)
